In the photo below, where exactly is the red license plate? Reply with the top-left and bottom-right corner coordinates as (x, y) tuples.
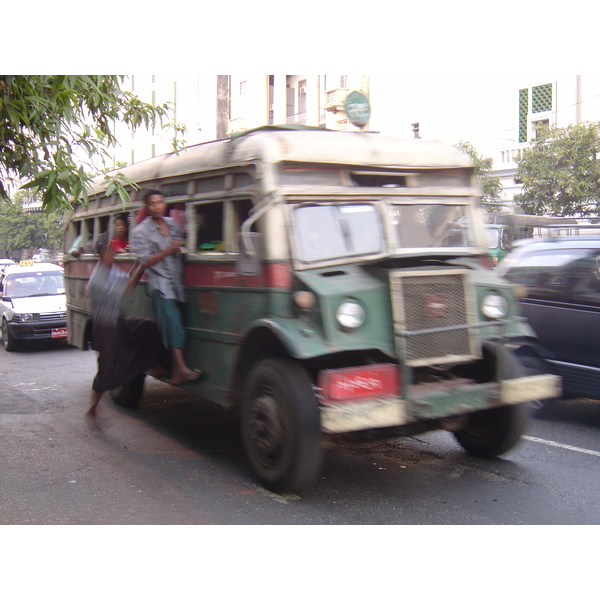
(318, 363), (400, 404)
(51, 328), (67, 339)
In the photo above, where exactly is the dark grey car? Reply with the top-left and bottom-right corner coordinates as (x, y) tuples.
(497, 236), (600, 412)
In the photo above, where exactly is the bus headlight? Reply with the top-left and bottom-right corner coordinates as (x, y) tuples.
(336, 301), (365, 330)
(481, 294), (508, 320)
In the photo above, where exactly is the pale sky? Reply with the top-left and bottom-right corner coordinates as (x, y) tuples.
(20, 3), (600, 158)
(10, 0), (599, 154)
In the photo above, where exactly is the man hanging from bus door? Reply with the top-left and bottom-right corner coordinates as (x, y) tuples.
(131, 187), (201, 385)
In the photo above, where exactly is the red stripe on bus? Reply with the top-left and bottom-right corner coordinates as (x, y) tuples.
(65, 259), (292, 289)
(185, 262), (291, 289)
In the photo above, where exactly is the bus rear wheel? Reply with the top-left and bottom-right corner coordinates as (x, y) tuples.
(110, 373), (146, 408)
(241, 359), (323, 494)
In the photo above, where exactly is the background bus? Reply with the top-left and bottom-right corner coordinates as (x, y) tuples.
(486, 213), (581, 266)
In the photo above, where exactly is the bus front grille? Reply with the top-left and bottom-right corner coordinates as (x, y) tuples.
(389, 269), (480, 367)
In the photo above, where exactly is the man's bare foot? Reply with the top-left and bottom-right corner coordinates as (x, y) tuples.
(166, 368), (202, 385)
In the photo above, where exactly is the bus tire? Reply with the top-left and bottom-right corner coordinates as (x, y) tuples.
(110, 373), (146, 408)
(452, 403), (529, 458)
(453, 343), (528, 457)
(241, 358), (323, 494)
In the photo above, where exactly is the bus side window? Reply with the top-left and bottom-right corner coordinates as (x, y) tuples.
(68, 219), (92, 257)
(196, 202), (224, 252)
(229, 198), (255, 253)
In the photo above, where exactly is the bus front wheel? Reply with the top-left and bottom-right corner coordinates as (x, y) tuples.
(452, 403), (529, 458)
(241, 359), (323, 494)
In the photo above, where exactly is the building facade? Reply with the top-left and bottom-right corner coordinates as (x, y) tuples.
(109, 75), (375, 167)
(486, 74), (600, 205)
(108, 73), (600, 209)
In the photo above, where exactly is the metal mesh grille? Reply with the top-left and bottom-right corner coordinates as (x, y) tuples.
(390, 270), (479, 366)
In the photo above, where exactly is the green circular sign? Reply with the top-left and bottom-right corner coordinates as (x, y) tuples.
(344, 91), (371, 127)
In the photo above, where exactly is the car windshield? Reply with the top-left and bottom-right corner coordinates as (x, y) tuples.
(498, 246), (600, 302)
(293, 203), (384, 262)
(390, 203), (475, 249)
(5, 273), (64, 298)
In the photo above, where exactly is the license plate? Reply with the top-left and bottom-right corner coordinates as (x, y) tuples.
(52, 328), (67, 339)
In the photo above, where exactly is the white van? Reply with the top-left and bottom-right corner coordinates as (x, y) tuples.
(0, 262), (67, 351)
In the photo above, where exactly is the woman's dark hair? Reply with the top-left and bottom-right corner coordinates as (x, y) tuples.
(140, 187), (164, 206)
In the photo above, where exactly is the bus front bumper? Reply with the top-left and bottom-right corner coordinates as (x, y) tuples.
(319, 371), (561, 434)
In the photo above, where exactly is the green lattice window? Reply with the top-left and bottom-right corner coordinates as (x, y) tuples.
(532, 83), (552, 113)
(518, 88), (528, 143)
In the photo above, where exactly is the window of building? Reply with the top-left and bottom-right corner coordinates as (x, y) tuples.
(532, 83), (552, 113)
(518, 88), (528, 143)
(240, 80), (246, 95)
(533, 119), (550, 139)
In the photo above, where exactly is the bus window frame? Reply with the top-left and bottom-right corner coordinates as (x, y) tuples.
(189, 194), (259, 258)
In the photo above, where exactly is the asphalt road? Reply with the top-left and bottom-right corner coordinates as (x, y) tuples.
(1, 341), (600, 526)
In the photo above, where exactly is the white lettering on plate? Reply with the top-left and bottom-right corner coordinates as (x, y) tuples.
(335, 375), (384, 393)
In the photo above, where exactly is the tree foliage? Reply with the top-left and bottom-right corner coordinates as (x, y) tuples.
(0, 192), (64, 259)
(455, 140), (503, 210)
(514, 122), (600, 217)
(0, 75), (171, 212)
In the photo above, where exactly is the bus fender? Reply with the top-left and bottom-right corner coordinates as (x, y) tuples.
(230, 317), (340, 400)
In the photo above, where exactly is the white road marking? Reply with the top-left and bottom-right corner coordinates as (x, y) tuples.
(255, 485), (301, 503)
(523, 435), (600, 458)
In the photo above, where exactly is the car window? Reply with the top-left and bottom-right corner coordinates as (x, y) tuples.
(5, 272), (64, 298)
(502, 247), (600, 305)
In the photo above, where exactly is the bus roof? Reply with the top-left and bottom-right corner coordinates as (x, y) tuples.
(86, 127), (473, 198)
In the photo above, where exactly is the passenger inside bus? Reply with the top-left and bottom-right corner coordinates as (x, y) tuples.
(109, 213), (129, 253)
(397, 206), (431, 247)
(68, 232), (91, 257)
(428, 205), (466, 247)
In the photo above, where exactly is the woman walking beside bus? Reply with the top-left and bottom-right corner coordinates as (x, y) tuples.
(132, 187), (201, 385)
(86, 233), (166, 422)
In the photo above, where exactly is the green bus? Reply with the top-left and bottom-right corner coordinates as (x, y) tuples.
(64, 126), (560, 492)
(486, 213), (580, 267)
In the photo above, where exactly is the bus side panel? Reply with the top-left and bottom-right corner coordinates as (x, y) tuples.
(178, 259), (292, 407)
(64, 259), (96, 348)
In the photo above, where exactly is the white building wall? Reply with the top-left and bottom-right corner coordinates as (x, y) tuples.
(105, 72), (600, 209)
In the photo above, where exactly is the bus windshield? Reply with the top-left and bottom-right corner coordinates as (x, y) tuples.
(390, 203), (475, 250)
(293, 203), (383, 263)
